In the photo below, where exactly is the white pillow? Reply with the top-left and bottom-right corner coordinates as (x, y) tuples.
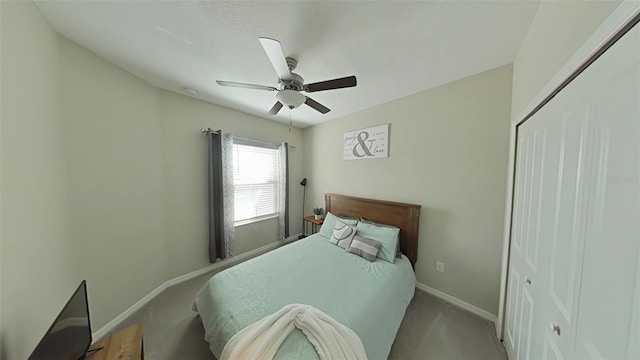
(318, 212), (358, 239)
(329, 219), (357, 249)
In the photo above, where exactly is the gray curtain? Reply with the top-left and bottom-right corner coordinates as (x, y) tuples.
(207, 129), (235, 262)
(278, 142), (289, 241)
(221, 133), (235, 257)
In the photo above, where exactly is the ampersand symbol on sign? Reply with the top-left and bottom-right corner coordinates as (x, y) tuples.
(352, 131), (374, 157)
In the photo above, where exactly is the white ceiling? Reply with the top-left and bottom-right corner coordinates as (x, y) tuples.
(34, 1), (540, 128)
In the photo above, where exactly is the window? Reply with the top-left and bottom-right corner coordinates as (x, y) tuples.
(232, 140), (281, 225)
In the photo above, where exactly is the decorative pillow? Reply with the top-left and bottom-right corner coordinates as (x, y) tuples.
(359, 218), (402, 257)
(356, 221), (400, 263)
(329, 219), (357, 249)
(318, 212), (358, 239)
(347, 235), (382, 262)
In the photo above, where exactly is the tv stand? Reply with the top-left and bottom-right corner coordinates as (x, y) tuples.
(89, 323), (143, 360)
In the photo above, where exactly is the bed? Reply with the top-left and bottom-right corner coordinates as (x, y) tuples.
(194, 193), (421, 359)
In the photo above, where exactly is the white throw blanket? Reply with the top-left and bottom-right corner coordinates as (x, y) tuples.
(220, 303), (368, 360)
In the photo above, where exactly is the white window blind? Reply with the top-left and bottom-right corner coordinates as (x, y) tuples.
(232, 141), (280, 224)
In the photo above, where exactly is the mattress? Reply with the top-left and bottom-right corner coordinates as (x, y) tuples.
(193, 233), (416, 360)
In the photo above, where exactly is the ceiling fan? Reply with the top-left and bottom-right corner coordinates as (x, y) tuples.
(217, 38), (357, 115)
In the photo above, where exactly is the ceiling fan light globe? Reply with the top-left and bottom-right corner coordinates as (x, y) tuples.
(276, 89), (305, 109)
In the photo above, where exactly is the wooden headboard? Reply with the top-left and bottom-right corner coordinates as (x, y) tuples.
(324, 193), (421, 268)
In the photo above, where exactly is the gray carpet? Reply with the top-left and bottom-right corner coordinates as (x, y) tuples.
(110, 270), (507, 360)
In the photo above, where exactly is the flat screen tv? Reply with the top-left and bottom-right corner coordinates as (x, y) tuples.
(28, 280), (93, 360)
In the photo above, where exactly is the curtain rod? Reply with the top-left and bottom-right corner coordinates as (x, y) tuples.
(200, 128), (297, 149)
(201, 128), (220, 134)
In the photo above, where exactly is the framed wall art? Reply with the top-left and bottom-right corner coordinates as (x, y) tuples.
(343, 124), (389, 160)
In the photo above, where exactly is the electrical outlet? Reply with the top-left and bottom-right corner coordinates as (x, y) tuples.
(436, 261), (445, 273)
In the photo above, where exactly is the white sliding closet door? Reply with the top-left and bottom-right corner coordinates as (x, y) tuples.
(556, 23), (639, 360)
(505, 86), (566, 360)
(505, 22), (640, 360)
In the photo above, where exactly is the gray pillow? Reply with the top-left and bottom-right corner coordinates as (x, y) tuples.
(347, 235), (382, 262)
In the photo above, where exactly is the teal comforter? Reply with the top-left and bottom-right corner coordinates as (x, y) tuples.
(194, 234), (416, 359)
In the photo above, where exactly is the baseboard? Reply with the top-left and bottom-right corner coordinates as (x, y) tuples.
(92, 234), (300, 340)
(415, 282), (498, 324)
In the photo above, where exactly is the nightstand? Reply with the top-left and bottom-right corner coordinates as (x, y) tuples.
(303, 215), (323, 235)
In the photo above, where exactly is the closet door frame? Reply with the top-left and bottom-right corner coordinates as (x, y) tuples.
(496, 3), (640, 340)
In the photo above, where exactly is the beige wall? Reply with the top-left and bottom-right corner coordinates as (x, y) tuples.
(0, 2), (303, 357)
(511, 0), (621, 118)
(303, 65), (513, 315)
(59, 37), (169, 329)
(157, 89), (305, 277)
(0, 2), (77, 359)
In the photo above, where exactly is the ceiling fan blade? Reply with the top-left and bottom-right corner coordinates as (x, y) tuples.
(259, 38), (292, 81)
(216, 80), (277, 92)
(305, 97), (330, 114)
(269, 101), (284, 115)
(304, 76), (357, 93)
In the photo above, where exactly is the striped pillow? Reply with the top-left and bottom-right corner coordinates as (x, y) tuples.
(329, 219), (356, 249)
(348, 235), (382, 262)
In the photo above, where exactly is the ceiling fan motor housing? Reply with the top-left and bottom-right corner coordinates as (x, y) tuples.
(286, 57), (297, 71)
(280, 72), (304, 91)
